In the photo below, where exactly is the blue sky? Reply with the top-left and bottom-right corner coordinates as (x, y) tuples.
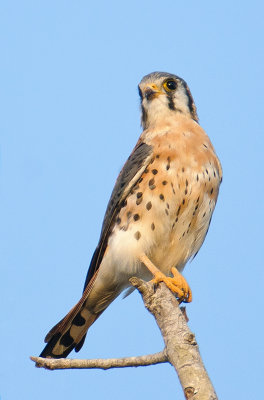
(1, 1), (263, 399)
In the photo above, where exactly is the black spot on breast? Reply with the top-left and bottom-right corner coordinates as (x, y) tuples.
(149, 178), (156, 190)
(210, 188), (214, 194)
(127, 211), (132, 218)
(177, 205), (181, 216)
(166, 203), (170, 209)
(182, 167), (185, 173)
(166, 157), (171, 170)
(116, 217), (121, 225)
(152, 169), (158, 175)
(165, 209), (169, 215)
(196, 174), (199, 181)
(134, 214), (140, 221)
(159, 194), (165, 201)
(151, 223), (155, 231)
(149, 178), (155, 186)
(146, 201), (152, 210)
(172, 217), (179, 229)
(134, 231), (141, 240)
(136, 197), (143, 205)
(162, 180), (167, 185)
(137, 192), (143, 198)
(182, 199), (185, 205)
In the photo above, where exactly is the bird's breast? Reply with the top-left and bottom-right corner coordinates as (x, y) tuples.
(99, 121), (222, 286)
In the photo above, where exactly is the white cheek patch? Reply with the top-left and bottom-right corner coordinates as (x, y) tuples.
(173, 87), (190, 115)
(143, 96), (175, 127)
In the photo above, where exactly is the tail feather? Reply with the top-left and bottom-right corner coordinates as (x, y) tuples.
(40, 301), (100, 358)
(40, 271), (100, 359)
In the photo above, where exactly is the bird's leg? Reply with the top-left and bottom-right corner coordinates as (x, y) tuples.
(139, 253), (192, 303)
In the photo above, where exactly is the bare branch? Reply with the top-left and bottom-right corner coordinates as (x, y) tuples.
(30, 350), (167, 370)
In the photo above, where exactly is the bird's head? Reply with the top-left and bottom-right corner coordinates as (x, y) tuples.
(138, 72), (198, 130)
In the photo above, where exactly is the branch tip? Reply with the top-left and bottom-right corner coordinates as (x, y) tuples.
(129, 277), (150, 295)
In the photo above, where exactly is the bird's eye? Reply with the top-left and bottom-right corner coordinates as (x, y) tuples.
(163, 80), (177, 92)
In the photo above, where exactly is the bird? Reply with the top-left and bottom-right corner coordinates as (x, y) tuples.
(39, 71), (222, 359)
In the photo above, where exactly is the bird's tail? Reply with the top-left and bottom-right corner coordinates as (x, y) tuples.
(39, 272), (102, 358)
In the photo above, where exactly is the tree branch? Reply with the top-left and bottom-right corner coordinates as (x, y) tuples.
(31, 278), (218, 399)
(30, 350), (167, 370)
(130, 278), (218, 400)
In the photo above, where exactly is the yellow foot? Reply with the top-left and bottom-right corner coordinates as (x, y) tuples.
(139, 254), (192, 303)
(150, 267), (192, 303)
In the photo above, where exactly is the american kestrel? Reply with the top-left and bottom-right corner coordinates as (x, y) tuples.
(40, 72), (222, 358)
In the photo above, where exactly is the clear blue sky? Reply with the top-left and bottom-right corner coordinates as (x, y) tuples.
(1, 1), (263, 399)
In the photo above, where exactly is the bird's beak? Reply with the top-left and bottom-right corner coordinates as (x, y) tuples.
(143, 84), (162, 101)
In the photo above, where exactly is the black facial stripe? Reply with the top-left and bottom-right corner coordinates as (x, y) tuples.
(141, 104), (148, 126)
(138, 86), (143, 100)
(182, 80), (196, 118)
(167, 94), (175, 110)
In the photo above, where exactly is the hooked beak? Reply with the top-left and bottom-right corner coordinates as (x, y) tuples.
(143, 84), (162, 101)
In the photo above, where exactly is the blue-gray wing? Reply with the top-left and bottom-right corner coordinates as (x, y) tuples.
(83, 140), (153, 290)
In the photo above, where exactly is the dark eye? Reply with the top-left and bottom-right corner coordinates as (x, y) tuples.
(163, 80), (177, 92)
